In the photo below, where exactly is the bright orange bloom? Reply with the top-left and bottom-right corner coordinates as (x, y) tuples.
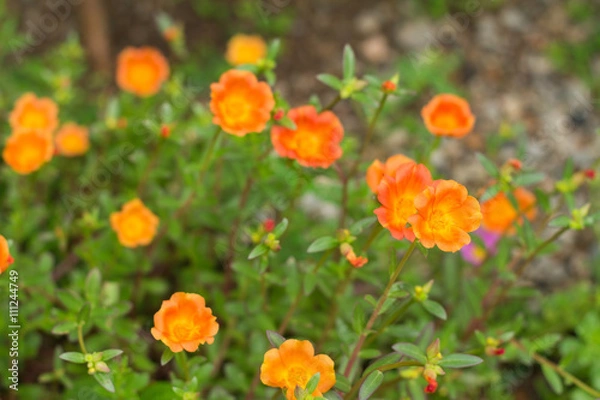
(151, 292), (219, 353)
(421, 94), (475, 138)
(481, 187), (537, 233)
(110, 199), (159, 248)
(54, 123), (90, 157)
(0, 235), (14, 274)
(271, 105), (344, 168)
(210, 69), (275, 136)
(9, 93), (59, 133)
(408, 180), (482, 252)
(225, 34), (267, 66)
(116, 47), (170, 97)
(260, 339), (336, 400)
(374, 162), (433, 241)
(366, 154), (414, 194)
(3, 129), (54, 174)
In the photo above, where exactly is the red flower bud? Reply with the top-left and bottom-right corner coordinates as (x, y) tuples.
(160, 125), (171, 138)
(381, 80), (397, 93)
(7, 256), (14, 265)
(493, 348), (505, 356)
(273, 109), (284, 121)
(263, 219), (275, 232)
(584, 169), (596, 179)
(508, 158), (522, 170)
(424, 377), (438, 394)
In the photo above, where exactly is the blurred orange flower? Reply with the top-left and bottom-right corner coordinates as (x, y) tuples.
(151, 292), (219, 353)
(260, 339), (336, 400)
(225, 34), (267, 66)
(116, 46), (170, 97)
(408, 180), (482, 252)
(374, 162), (433, 241)
(271, 105), (344, 168)
(366, 154), (414, 193)
(210, 69), (275, 136)
(0, 235), (14, 274)
(340, 243), (368, 268)
(2, 129), (54, 174)
(481, 187), (537, 233)
(110, 199), (159, 248)
(55, 123), (90, 157)
(421, 94), (475, 138)
(9, 93), (59, 133)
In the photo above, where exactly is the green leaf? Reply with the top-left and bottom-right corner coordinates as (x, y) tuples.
(549, 215), (570, 228)
(323, 392), (343, 400)
(85, 268), (102, 303)
(307, 236), (339, 253)
(438, 353), (483, 368)
(277, 116), (297, 130)
(476, 153), (498, 177)
(267, 38), (281, 60)
(359, 371), (384, 400)
(93, 372), (115, 393)
(480, 184), (500, 202)
(248, 244), (268, 260)
(161, 348), (174, 366)
(78, 303), (91, 325)
(57, 290), (83, 311)
(59, 352), (86, 364)
(541, 364), (563, 394)
(362, 352), (403, 376)
(350, 217), (378, 235)
(514, 172), (545, 186)
(334, 373), (352, 393)
(52, 321), (78, 335)
(266, 330), (286, 348)
(305, 373), (321, 394)
(317, 74), (344, 90)
(421, 300), (447, 320)
(101, 349), (123, 361)
(352, 304), (366, 334)
(273, 218), (289, 237)
(303, 273), (318, 296)
(343, 45), (356, 80)
(391, 343), (427, 364)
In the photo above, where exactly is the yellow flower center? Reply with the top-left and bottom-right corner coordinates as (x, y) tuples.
(59, 134), (86, 154)
(172, 320), (198, 342)
(286, 365), (309, 390)
(220, 95), (250, 126)
(18, 140), (45, 166)
(20, 108), (49, 129)
(129, 62), (158, 89)
(432, 112), (459, 130)
(429, 210), (451, 231)
(122, 214), (146, 239)
(391, 198), (414, 227)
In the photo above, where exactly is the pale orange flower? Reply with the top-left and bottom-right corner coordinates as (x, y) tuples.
(366, 154), (414, 193)
(151, 292), (219, 353)
(110, 199), (159, 248)
(3, 129), (54, 174)
(225, 34), (267, 66)
(54, 123), (90, 157)
(408, 180), (482, 252)
(116, 46), (170, 97)
(421, 94), (475, 138)
(374, 162), (433, 241)
(481, 187), (537, 234)
(210, 69), (275, 136)
(271, 105), (344, 168)
(260, 339), (336, 400)
(0, 235), (14, 274)
(9, 93), (59, 133)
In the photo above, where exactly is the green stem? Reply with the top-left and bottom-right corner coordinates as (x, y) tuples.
(322, 94), (342, 111)
(77, 323), (87, 354)
(363, 299), (415, 348)
(511, 339), (600, 398)
(176, 351), (190, 382)
(343, 241), (418, 378)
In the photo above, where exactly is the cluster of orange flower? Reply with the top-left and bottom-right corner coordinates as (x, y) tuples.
(2, 34), (540, 399)
(3, 93), (89, 175)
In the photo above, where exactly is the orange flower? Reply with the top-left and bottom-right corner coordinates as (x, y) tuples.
(481, 187), (537, 233)
(110, 199), (159, 248)
(260, 339), (336, 400)
(225, 34), (267, 66)
(421, 94), (475, 138)
(116, 46), (170, 97)
(374, 162), (433, 241)
(210, 69), (275, 136)
(9, 93), (59, 133)
(408, 180), (482, 252)
(271, 105), (344, 168)
(55, 123), (90, 157)
(0, 235), (14, 274)
(3, 129), (54, 174)
(366, 154), (414, 193)
(151, 292), (219, 353)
